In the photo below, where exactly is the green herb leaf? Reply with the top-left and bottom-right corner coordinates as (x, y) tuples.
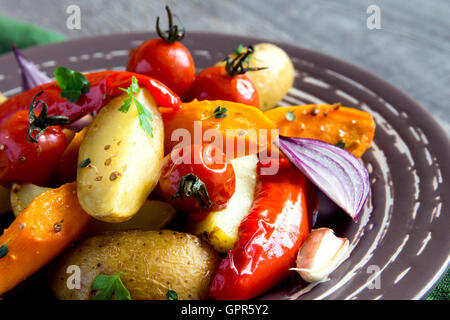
(172, 173), (212, 209)
(54, 66), (90, 103)
(336, 141), (346, 149)
(0, 241), (10, 259)
(118, 76), (153, 137)
(201, 106), (228, 121)
(91, 272), (131, 300)
(166, 289), (178, 300)
(286, 111), (296, 121)
(77, 158), (91, 168)
(234, 44), (245, 55)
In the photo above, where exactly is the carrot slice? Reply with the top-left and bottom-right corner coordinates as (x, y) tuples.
(161, 100), (277, 158)
(0, 182), (91, 294)
(264, 104), (375, 158)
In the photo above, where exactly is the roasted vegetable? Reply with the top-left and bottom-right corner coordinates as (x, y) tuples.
(10, 183), (51, 217)
(217, 43), (295, 111)
(83, 200), (176, 238)
(209, 154), (316, 300)
(52, 128), (87, 185)
(51, 230), (220, 300)
(161, 100), (277, 158)
(265, 104), (376, 158)
(77, 87), (164, 222)
(0, 182), (91, 295)
(187, 153), (258, 252)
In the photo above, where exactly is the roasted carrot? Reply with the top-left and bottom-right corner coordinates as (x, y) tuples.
(161, 100), (277, 158)
(264, 104), (375, 158)
(0, 182), (91, 295)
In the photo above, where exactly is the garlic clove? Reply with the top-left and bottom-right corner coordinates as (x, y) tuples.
(292, 228), (349, 283)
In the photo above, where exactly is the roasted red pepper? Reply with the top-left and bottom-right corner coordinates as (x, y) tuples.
(0, 71), (181, 186)
(0, 71), (181, 127)
(209, 154), (317, 300)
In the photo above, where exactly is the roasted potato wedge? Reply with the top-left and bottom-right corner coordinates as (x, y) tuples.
(77, 89), (164, 222)
(10, 183), (51, 217)
(187, 153), (258, 252)
(217, 43), (295, 111)
(83, 200), (176, 238)
(52, 230), (219, 300)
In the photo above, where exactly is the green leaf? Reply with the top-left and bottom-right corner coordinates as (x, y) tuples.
(201, 106), (228, 120)
(77, 158), (91, 168)
(118, 76), (153, 137)
(336, 141), (346, 149)
(54, 66), (90, 103)
(0, 241), (9, 259)
(118, 97), (132, 113)
(166, 289), (178, 300)
(91, 272), (131, 300)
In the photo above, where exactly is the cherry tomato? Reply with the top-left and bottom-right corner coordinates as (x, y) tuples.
(159, 144), (235, 213)
(0, 110), (66, 187)
(186, 65), (260, 108)
(126, 6), (195, 99)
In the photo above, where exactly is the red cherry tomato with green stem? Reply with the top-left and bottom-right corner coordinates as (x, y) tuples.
(159, 144), (235, 213)
(0, 108), (66, 187)
(187, 45), (263, 108)
(126, 6), (195, 99)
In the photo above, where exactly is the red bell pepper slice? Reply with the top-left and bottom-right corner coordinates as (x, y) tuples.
(0, 71), (181, 126)
(209, 154), (317, 300)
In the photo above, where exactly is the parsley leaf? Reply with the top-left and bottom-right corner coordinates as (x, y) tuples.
(166, 289), (178, 300)
(336, 141), (346, 149)
(91, 272), (131, 300)
(172, 173), (212, 209)
(201, 106), (228, 121)
(118, 77), (153, 137)
(0, 241), (10, 259)
(77, 158), (91, 168)
(54, 66), (90, 103)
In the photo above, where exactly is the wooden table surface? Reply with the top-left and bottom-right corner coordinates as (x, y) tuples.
(1, 0), (449, 135)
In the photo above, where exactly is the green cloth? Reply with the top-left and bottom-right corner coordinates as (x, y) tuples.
(0, 16), (448, 301)
(0, 15), (65, 54)
(426, 269), (450, 300)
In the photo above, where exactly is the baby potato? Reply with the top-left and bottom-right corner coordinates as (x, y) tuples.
(10, 183), (51, 217)
(82, 200), (176, 238)
(217, 43), (295, 111)
(51, 230), (220, 300)
(77, 89), (164, 222)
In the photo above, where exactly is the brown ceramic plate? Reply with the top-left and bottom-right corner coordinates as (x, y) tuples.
(0, 32), (448, 300)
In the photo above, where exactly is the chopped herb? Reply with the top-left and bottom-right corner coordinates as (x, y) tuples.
(78, 158), (91, 168)
(118, 76), (153, 137)
(27, 91), (69, 143)
(91, 272), (131, 300)
(201, 106), (228, 120)
(0, 241), (10, 259)
(172, 173), (212, 209)
(286, 111), (296, 121)
(336, 141), (346, 149)
(166, 289), (178, 300)
(54, 66), (90, 103)
(234, 44), (245, 55)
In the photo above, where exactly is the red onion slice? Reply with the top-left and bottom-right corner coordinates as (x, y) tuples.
(12, 43), (51, 91)
(277, 136), (370, 221)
